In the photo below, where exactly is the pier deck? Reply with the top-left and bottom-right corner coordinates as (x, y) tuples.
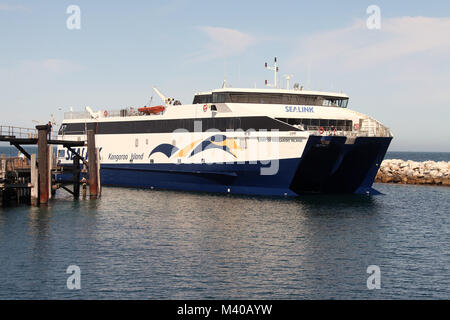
(1, 125), (100, 206)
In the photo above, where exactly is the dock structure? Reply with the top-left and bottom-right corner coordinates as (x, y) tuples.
(0, 125), (101, 206)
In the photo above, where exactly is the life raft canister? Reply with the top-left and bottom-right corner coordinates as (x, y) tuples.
(138, 106), (165, 115)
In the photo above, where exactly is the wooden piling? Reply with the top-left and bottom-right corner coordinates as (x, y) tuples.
(48, 145), (52, 200)
(0, 157), (5, 181)
(73, 154), (80, 199)
(82, 177), (87, 198)
(37, 125), (49, 204)
(87, 130), (100, 198)
(30, 154), (38, 206)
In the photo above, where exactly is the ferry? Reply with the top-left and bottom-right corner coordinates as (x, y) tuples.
(56, 59), (393, 196)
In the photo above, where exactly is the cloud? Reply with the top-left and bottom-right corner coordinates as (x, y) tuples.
(0, 3), (30, 12)
(284, 16), (450, 152)
(289, 16), (450, 71)
(194, 26), (257, 60)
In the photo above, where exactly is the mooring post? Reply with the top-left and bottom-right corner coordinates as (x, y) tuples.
(96, 147), (101, 196)
(30, 153), (38, 206)
(87, 130), (100, 198)
(0, 156), (5, 181)
(81, 177), (87, 198)
(36, 125), (49, 204)
(48, 145), (52, 200)
(73, 154), (81, 199)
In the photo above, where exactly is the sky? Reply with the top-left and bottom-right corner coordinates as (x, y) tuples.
(1, 0), (449, 152)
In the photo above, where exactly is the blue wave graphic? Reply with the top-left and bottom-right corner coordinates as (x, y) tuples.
(149, 144), (179, 158)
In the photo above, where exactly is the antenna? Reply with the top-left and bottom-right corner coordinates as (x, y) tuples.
(283, 74), (293, 90)
(223, 60), (227, 88)
(264, 57), (279, 88)
(50, 113), (57, 126)
(307, 60), (311, 90)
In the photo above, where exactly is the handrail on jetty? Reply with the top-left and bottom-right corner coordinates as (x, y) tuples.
(0, 126), (38, 139)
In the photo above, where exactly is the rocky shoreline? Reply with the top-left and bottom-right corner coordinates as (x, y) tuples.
(375, 159), (450, 186)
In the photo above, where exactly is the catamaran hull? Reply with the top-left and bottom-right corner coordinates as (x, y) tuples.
(56, 136), (392, 196)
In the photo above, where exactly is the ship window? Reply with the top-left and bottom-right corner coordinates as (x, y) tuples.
(321, 97), (349, 108)
(215, 92), (348, 107)
(319, 119), (329, 127)
(281, 95), (291, 104)
(212, 93), (226, 103)
(231, 93), (248, 103)
(58, 124), (67, 135)
(193, 94), (212, 104)
(276, 118), (353, 131)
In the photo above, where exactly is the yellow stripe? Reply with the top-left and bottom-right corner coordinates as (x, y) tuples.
(175, 140), (201, 157)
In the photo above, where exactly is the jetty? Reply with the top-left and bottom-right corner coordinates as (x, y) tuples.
(375, 159), (450, 186)
(0, 125), (101, 206)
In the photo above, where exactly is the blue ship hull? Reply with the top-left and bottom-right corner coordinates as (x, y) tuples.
(57, 136), (392, 196)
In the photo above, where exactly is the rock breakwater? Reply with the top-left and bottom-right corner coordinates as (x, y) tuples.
(375, 159), (450, 186)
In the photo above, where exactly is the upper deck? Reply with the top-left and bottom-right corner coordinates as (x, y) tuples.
(193, 87), (349, 108)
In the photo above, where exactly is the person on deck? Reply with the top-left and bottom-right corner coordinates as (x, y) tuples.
(47, 121), (52, 140)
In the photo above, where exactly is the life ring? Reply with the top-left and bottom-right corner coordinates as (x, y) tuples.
(203, 104), (208, 112)
(354, 123), (360, 130)
(319, 127), (325, 135)
(104, 110), (108, 117)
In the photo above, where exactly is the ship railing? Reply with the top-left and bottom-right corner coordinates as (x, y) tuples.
(306, 125), (364, 137)
(64, 108), (146, 120)
(360, 117), (392, 137)
(345, 109), (393, 138)
(107, 109), (141, 117)
(64, 111), (92, 120)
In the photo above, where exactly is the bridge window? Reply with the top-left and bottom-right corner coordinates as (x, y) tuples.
(193, 95), (212, 104)
(196, 92), (349, 107)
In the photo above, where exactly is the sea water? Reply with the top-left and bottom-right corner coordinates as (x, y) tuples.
(0, 150), (449, 299)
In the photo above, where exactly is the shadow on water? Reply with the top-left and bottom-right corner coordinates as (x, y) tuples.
(293, 193), (378, 210)
(164, 188), (380, 213)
